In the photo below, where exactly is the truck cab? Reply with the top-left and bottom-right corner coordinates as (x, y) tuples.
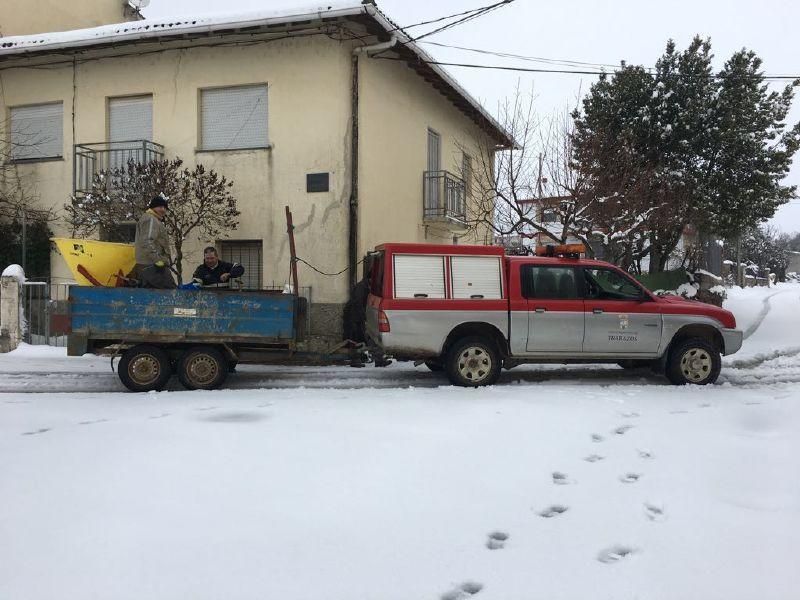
(365, 243), (742, 387)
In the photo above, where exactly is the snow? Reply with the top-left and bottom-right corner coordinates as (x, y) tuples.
(1, 263), (25, 282)
(1, 284), (799, 600)
(675, 282), (697, 297)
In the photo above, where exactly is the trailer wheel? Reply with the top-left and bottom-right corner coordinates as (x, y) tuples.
(118, 344), (172, 392)
(177, 346), (228, 390)
(445, 336), (501, 387)
(666, 338), (721, 385)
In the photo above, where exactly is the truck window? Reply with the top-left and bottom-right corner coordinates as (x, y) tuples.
(583, 268), (643, 300)
(522, 266), (579, 299)
(367, 252), (384, 297)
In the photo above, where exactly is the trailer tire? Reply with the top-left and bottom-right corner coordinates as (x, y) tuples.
(665, 337), (721, 385)
(118, 344), (172, 392)
(445, 336), (501, 387)
(177, 346), (228, 390)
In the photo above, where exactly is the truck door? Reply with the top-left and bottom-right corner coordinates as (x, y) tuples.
(522, 265), (585, 353)
(581, 267), (662, 354)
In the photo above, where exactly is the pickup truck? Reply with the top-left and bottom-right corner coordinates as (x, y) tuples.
(365, 243), (743, 387)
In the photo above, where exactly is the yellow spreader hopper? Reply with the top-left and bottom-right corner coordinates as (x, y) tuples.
(52, 238), (136, 287)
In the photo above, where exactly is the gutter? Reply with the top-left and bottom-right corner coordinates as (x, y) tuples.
(347, 34), (398, 290)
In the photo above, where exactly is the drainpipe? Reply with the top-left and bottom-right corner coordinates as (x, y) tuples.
(348, 35), (398, 289)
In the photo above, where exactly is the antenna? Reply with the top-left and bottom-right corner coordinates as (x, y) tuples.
(128, 0), (151, 9)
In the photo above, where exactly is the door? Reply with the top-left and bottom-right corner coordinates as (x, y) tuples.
(581, 267), (662, 354)
(522, 265), (585, 353)
(426, 128), (441, 213)
(108, 95), (153, 170)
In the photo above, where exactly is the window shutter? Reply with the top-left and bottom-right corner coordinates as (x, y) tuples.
(201, 85), (268, 150)
(109, 96), (153, 142)
(393, 255), (445, 299)
(219, 240), (263, 290)
(10, 103), (63, 160)
(450, 256), (502, 299)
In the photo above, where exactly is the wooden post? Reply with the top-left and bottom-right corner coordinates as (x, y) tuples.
(285, 206), (299, 295)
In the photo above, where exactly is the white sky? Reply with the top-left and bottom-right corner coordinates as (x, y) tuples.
(142, 0), (800, 235)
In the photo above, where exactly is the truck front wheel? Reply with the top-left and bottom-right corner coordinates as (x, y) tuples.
(445, 336), (501, 387)
(178, 346), (228, 390)
(118, 344), (172, 392)
(666, 338), (721, 385)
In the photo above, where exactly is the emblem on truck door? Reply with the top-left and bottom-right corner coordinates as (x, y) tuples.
(619, 314), (629, 330)
(173, 308), (197, 317)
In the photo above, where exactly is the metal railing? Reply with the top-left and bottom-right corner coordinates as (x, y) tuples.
(74, 140), (164, 195)
(21, 280), (76, 347)
(423, 170), (466, 223)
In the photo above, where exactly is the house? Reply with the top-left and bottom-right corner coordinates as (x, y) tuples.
(0, 0), (512, 339)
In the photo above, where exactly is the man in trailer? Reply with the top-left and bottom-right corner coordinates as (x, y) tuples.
(192, 246), (245, 287)
(131, 195), (176, 289)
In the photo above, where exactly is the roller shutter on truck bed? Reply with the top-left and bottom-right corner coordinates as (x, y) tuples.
(450, 256), (502, 299)
(393, 255), (445, 298)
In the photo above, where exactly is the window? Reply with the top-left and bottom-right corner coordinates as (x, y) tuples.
(10, 102), (63, 160)
(583, 267), (643, 300)
(522, 266), (579, 299)
(109, 95), (153, 143)
(219, 240), (263, 290)
(542, 208), (558, 223)
(200, 85), (268, 151)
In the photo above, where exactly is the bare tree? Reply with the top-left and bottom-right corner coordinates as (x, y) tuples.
(66, 158), (240, 283)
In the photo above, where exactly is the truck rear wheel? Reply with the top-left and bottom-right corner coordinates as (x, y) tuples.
(177, 346), (228, 390)
(666, 338), (721, 385)
(445, 336), (501, 387)
(118, 344), (172, 392)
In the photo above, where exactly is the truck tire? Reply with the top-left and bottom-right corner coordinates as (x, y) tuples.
(666, 338), (721, 385)
(445, 336), (501, 387)
(118, 344), (172, 392)
(177, 346), (228, 390)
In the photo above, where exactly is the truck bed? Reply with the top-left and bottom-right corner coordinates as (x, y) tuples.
(68, 287), (301, 356)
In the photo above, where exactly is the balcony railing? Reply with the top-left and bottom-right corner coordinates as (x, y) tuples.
(74, 140), (164, 196)
(423, 170), (466, 224)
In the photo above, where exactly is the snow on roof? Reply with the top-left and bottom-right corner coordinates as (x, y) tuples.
(0, 1), (512, 146)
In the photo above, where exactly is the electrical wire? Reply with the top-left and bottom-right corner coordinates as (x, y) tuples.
(294, 256), (365, 277)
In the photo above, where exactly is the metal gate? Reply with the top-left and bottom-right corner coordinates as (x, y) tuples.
(21, 280), (75, 347)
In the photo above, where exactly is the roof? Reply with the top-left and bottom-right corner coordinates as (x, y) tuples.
(0, 1), (513, 147)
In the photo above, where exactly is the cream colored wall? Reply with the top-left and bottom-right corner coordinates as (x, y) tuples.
(357, 54), (494, 256)
(0, 0), (134, 37)
(0, 36), (353, 302)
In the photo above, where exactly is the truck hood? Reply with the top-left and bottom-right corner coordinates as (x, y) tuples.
(654, 294), (737, 329)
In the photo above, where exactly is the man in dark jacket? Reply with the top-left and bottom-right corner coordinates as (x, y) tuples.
(192, 246), (245, 286)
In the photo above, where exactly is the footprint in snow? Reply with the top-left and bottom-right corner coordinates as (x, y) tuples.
(485, 531), (509, 550)
(538, 505), (569, 518)
(441, 581), (483, 600)
(22, 428), (50, 436)
(194, 406), (218, 412)
(148, 413), (171, 420)
(591, 433), (605, 443)
(597, 545), (636, 563)
(637, 448), (654, 459)
(4, 400), (31, 404)
(643, 503), (666, 522)
(584, 454), (605, 463)
(619, 473), (642, 484)
(698, 403), (712, 408)
(744, 401), (763, 406)
(552, 471), (573, 485)
(620, 411), (640, 418)
(256, 403), (274, 408)
(670, 410), (690, 415)
(78, 418), (109, 426)
(612, 424), (635, 435)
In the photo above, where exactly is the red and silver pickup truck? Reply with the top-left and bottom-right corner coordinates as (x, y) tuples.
(365, 243), (742, 387)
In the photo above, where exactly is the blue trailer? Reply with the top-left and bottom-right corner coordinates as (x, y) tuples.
(68, 286), (355, 392)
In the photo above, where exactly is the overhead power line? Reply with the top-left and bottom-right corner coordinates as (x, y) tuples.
(410, 0), (516, 42)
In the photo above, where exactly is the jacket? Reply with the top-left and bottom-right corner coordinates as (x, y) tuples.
(135, 209), (171, 265)
(192, 261), (245, 286)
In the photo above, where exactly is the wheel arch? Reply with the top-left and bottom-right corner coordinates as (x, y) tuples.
(667, 324), (724, 355)
(441, 322), (509, 359)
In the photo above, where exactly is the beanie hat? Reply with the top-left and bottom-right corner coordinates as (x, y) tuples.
(148, 195), (168, 209)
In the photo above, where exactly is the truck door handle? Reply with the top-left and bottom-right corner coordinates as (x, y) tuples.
(413, 293), (428, 298)
(470, 294), (485, 299)
(534, 307), (546, 313)
(592, 308), (603, 314)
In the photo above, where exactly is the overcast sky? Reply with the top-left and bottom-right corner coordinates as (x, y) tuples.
(143, 0), (800, 235)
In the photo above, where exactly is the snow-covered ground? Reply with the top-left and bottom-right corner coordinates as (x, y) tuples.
(1, 284), (798, 600)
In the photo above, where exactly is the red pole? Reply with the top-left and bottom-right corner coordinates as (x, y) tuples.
(285, 206), (299, 295)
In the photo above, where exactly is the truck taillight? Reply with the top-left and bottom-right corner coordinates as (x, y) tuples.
(378, 310), (390, 333)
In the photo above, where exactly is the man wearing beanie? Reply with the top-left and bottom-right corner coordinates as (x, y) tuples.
(132, 195), (175, 288)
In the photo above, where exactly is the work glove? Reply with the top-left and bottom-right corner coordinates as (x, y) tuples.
(154, 260), (166, 269)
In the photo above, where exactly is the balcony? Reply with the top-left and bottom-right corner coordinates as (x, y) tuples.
(74, 140), (164, 196)
(423, 170), (466, 225)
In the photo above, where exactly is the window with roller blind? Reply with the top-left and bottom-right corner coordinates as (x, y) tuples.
(108, 95), (153, 143)
(9, 102), (63, 160)
(200, 84), (269, 151)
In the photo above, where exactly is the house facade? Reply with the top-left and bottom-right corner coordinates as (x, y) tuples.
(0, 1), (511, 337)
